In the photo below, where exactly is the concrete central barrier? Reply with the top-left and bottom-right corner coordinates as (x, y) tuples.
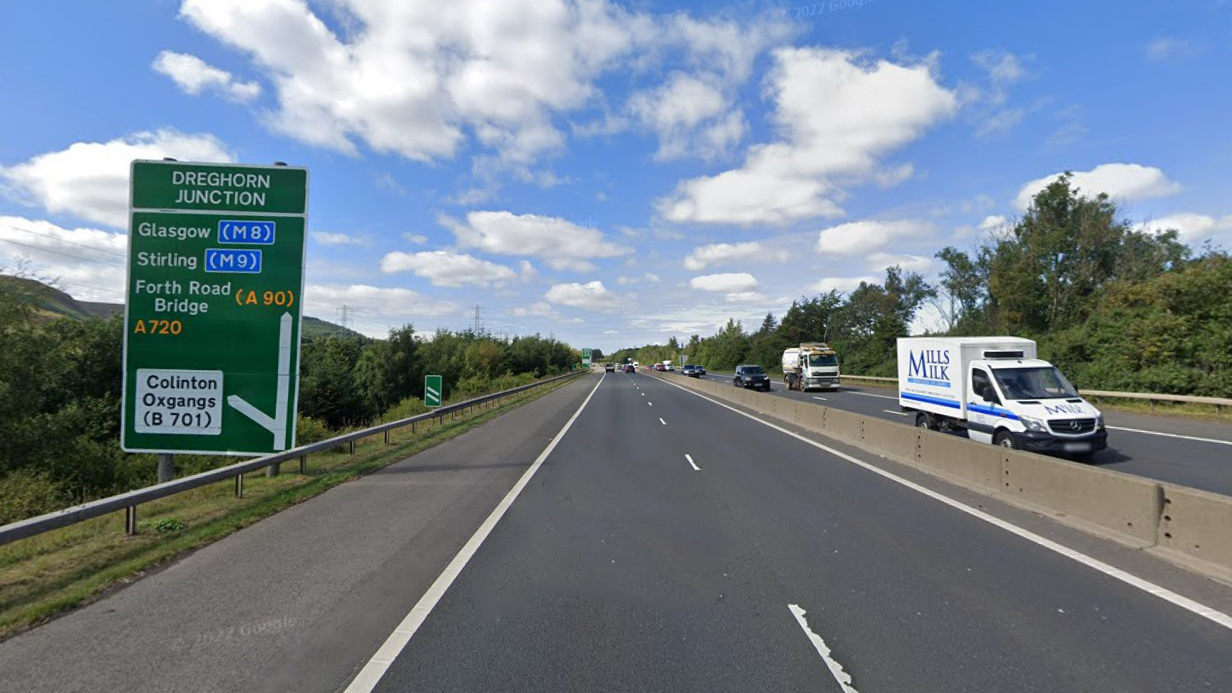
(647, 370), (1232, 579)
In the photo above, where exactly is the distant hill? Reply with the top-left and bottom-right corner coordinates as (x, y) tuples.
(1, 275), (360, 337)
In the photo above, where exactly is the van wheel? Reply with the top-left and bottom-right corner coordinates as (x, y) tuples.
(994, 431), (1016, 449)
(916, 413), (936, 430)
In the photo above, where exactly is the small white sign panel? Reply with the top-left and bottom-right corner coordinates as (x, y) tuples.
(135, 369), (224, 435)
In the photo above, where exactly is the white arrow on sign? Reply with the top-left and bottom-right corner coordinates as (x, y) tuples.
(228, 312), (292, 451)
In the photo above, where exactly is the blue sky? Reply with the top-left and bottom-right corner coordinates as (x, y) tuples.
(2, 0), (1230, 351)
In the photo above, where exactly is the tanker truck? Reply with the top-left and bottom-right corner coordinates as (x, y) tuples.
(781, 342), (840, 391)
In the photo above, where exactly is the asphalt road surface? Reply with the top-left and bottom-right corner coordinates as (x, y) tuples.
(691, 370), (1232, 497)
(3, 372), (1231, 692)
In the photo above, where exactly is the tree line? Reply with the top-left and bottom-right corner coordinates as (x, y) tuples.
(611, 174), (1231, 396)
(0, 289), (578, 521)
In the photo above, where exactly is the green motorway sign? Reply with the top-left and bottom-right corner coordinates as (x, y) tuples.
(582, 348), (592, 367)
(121, 160), (309, 456)
(425, 375), (443, 408)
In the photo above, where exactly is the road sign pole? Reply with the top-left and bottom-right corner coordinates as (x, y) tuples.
(157, 453), (174, 483)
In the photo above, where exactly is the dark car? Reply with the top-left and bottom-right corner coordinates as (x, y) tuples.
(734, 365), (771, 391)
(681, 364), (704, 377)
(623, 364), (635, 373)
(604, 363), (615, 372)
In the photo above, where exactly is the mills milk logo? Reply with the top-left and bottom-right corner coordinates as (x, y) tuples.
(907, 349), (952, 387)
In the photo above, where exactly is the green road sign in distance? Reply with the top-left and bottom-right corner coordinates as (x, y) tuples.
(582, 347), (592, 366)
(425, 375), (443, 408)
(122, 160), (308, 456)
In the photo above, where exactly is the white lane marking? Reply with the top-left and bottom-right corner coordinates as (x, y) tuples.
(659, 417), (667, 425)
(812, 396), (828, 401)
(882, 410), (909, 417)
(655, 377), (1232, 632)
(648, 402), (653, 407)
(343, 374), (606, 692)
(1107, 425), (1232, 447)
(848, 391), (897, 400)
(789, 604), (859, 693)
(641, 392), (645, 397)
(685, 454), (700, 471)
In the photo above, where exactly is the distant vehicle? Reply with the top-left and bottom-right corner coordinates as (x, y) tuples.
(734, 365), (770, 391)
(653, 363), (665, 371)
(604, 363), (615, 372)
(681, 364), (704, 377)
(662, 360), (674, 371)
(782, 342), (840, 391)
(897, 337), (1107, 457)
(623, 364), (635, 373)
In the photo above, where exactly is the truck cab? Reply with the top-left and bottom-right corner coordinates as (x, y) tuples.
(782, 342), (840, 391)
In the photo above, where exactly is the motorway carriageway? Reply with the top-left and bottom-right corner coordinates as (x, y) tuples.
(3, 372), (1231, 692)
(692, 370), (1232, 497)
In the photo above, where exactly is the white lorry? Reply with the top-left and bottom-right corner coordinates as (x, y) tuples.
(782, 343), (840, 391)
(897, 337), (1107, 456)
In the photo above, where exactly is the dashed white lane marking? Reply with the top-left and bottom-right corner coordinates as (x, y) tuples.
(788, 604), (859, 693)
(659, 417), (667, 426)
(654, 376), (1232, 632)
(648, 402), (653, 407)
(685, 454), (700, 471)
(812, 396), (828, 401)
(882, 410), (909, 417)
(848, 391), (896, 401)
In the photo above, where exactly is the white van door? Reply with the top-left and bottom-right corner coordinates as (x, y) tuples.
(967, 367), (995, 444)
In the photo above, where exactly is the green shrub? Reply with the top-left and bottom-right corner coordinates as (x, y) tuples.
(0, 469), (71, 524)
(294, 415), (334, 445)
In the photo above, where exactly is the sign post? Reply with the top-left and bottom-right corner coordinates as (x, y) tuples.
(425, 375), (443, 408)
(122, 160), (308, 456)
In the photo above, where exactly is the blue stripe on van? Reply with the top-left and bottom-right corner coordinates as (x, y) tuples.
(901, 393), (961, 409)
(968, 404), (1020, 420)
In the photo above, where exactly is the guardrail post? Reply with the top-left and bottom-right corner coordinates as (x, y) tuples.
(267, 462), (280, 478)
(348, 440), (356, 455)
(125, 505), (138, 535)
(411, 420), (416, 435)
(157, 453), (175, 483)
(235, 473), (244, 497)
(384, 429), (390, 445)
(299, 455), (307, 474)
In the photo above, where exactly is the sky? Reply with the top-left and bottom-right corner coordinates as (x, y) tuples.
(1, 0), (1230, 352)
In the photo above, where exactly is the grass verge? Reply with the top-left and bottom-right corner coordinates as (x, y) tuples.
(0, 376), (578, 641)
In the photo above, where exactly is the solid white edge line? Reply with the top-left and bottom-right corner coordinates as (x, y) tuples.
(1107, 425), (1232, 447)
(685, 454), (700, 471)
(882, 409), (909, 417)
(659, 417), (667, 425)
(812, 396), (828, 401)
(788, 604), (859, 693)
(653, 376), (1232, 631)
(847, 391), (896, 400)
(342, 373), (607, 693)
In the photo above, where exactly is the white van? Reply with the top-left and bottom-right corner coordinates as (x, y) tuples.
(897, 337), (1108, 457)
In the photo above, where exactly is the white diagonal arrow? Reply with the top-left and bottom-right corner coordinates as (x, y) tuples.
(228, 312), (292, 451)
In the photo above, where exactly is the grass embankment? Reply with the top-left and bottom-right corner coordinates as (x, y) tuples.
(0, 377), (577, 641)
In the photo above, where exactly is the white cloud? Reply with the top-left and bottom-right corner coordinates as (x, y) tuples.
(724, 291), (768, 303)
(972, 50), (1026, 87)
(0, 130), (234, 228)
(683, 241), (768, 270)
(444, 210), (629, 272)
(965, 50), (1032, 137)
(312, 231), (369, 246)
(627, 73), (745, 160)
(1146, 37), (1199, 62)
(812, 275), (876, 293)
(545, 280), (617, 310)
(1137, 213), (1232, 243)
(304, 283), (458, 335)
(643, 272), (661, 282)
(177, 0), (787, 171)
(866, 252), (934, 273)
(816, 219), (933, 256)
(0, 215), (128, 302)
(511, 301), (555, 317)
(380, 250), (518, 288)
(152, 50), (261, 102)
(1014, 163), (1181, 211)
(689, 272), (758, 293)
(979, 215), (1009, 231)
(658, 48), (958, 225)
